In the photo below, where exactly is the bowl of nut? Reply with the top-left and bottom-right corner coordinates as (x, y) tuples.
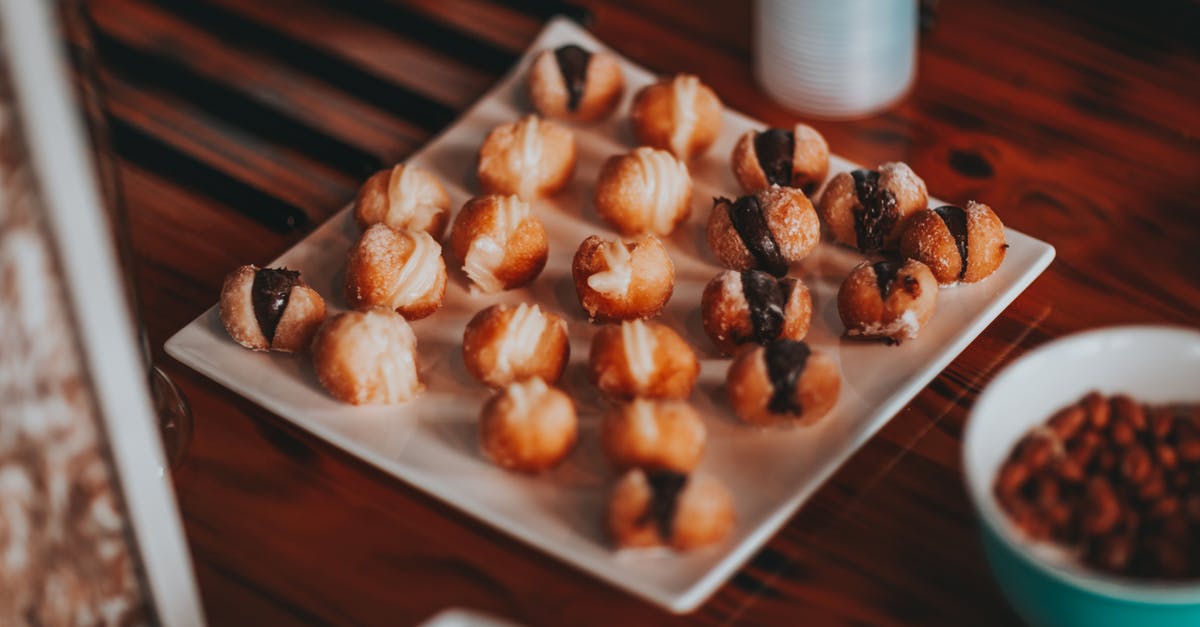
(964, 325), (1200, 627)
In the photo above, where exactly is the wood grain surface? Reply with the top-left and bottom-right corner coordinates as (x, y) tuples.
(81, 0), (1200, 624)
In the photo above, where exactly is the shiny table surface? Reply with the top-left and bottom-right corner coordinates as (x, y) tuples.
(86, 0), (1199, 624)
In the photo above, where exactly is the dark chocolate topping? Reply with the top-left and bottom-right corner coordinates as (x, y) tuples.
(554, 44), (591, 112)
(251, 268), (300, 343)
(741, 270), (787, 345)
(850, 169), (899, 253)
(753, 129), (795, 187)
(764, 340), (811, 415)
(638, 471), (689, 540)
(871, 260), (919, 299)
(933, 205), (970, 279)
(725, 195), (789, 277)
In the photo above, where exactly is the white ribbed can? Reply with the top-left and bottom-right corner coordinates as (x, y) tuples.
(754, 0), (918, 119)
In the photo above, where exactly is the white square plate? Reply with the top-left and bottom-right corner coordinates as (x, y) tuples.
(166, 17), (1055, 613)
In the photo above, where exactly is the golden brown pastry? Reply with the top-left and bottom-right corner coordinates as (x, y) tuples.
(707, 186), (820, 276)
(528, 44), (624, 123)
(601, 399), (706, 473)
(700, 269), (811, 356)
(817, 162), (928, 253)
(837, 258), (938, 343)
(312, 308), (422, 405)
(462, 303), (570, 388)
(608, 469), (734, 550)
(726, 340), (840, 427)
(571, 234), (674, 322)
(593, 147), (693, 237)
(344, 225), (446, 320)
(589, 319), (698, 400)
(630, 73), (722, 161)
(449, 194), (548, 293)
(352, 163), (451, 239)
(480, 377), (577, 473)
(731, 124), (829, 195)
(899, 201), (1007, 285)
(477, 114), (576, 200)
(219, 265), (326, 352)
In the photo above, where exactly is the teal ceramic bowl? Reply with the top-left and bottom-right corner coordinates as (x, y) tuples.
(963, 326), (1200, 627)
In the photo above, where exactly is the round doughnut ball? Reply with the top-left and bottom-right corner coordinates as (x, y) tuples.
(707, 186), (820, 277)
(630, 73), (722, 161)
(528, 44), (624, 123)
(593, 147), (692, 236)
(462, 302), (570, 388)
(701, 269), (811, 356)
(352, 163), (450, 239)
(477, 114), (576, 201)
(220, 265), (326, 353)
(731, 124), (830, 195)
(726, 340), (840, 427)
(572, 234), (674, 322)
(344, 225), (446, 320)
(607, 469), (734, 550)
(899, 201), (1007, 285)
(449, 194), (548, 293)
(480, 377), (577, 473)
(588, 319), (698, 400)
(817, 162), (928, 253)
(601, 399), (706, 473)
(312, 308), (422, 405)
(837, 258), (938, 343)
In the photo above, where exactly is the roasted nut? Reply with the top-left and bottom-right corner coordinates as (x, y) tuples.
(1156, 444), (1179, 470)
(1089, 534), (1135, 571)
(1112, 395), (1147, 431)
(1082, 391), (1111, 429)
(1082, 478), (1120, 536)
(1120, 446), (1153, 484)
(1110, 419), (1136, 447)
(1049, 404), (1087, 441)
(1150, 407), (1175, 440)
(1179, 436), (1200, 463)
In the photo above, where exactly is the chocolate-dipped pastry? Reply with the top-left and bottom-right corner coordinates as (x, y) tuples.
(731, 123), (830, 194)
(707, 186), (819, 277)
(837, 258), (938, 343)
(220, 265), (326, 352)
(607, 468), (734, 550)
(700, 269), (812, 356)
(725, 339), (840, 426)
(817, 162), (928, 252)
(529, 44), (625, 122)
(899, 201), (1007, 284)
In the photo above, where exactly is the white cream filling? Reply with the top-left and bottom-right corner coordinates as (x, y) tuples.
(586, 239), (634, 296)
(633, 147), (689, 235)
(346, 310), (420, 403)
(386, 230), (440, 308)
(670, 74), (700, 159)
(515, 115), (543, 200)
(506, 376), (548, 416)
(385, 164), (441, 231)
(621, 320), (657, 386)
(463, 195), (529, 293)
(848, 309), (921, 340)
(494, 303), (547, 377)
(629, 399), (660, 444)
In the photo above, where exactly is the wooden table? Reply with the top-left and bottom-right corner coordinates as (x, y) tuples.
(83, 0), (1199, 624)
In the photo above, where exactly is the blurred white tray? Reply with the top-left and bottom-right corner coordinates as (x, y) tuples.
(166, 17), (1055, 613)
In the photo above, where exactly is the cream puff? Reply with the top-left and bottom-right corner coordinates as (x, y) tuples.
(219, 265), (326, 352)
(837, 258), (938, 343)
(352, 163), (451, 239)
(344, 225), (446, 320)
(731, 124), (829, 195)
(899, 202), (1007, 284)
(700, 270), (811, 356)
(528, 44), (624, 122)
(480, 377), (577, 473)
(571, 234), (674, 322)
(477, 114), (576, 200)
(707, 186), (820, 276)
(462, 303), (570, 388)
(602, 399), (706, 473)
(449, 194), (548, 293)
(817, 162), (928, 253)
(589, 319), (698, 400)
(726, 340), (840, 427)
(630, 74), (722, 161)
(593, 147), (692, 237)
(312, 308), (422, 405)
(608, 469), (734, 550)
